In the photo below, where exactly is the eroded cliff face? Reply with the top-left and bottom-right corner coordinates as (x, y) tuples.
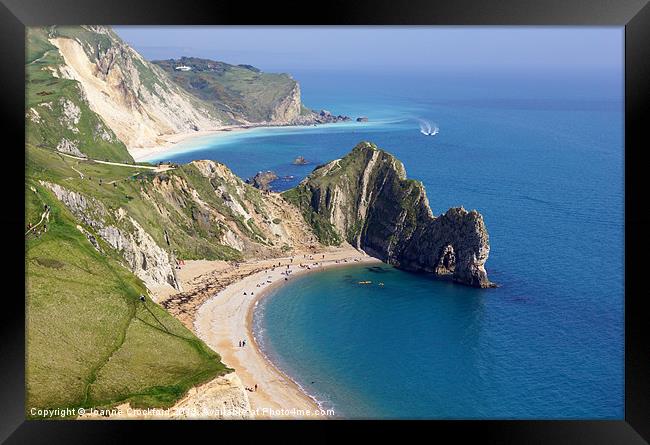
(283, 142), (495, 288)
(37, 157), (321, 293)
(41, 181), (181, 290)
(186, 160), (320, 256)
(47, 26), (225, 150)
(268, 83), (303, 124)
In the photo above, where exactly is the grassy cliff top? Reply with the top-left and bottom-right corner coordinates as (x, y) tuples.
(153, 57), (299, 122)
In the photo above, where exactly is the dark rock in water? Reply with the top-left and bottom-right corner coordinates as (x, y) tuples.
(247, 170), (278, 191)
(282, 141), (495, 288)
(356, 116), (369, 122)
(312, 109), (353, 124)
(292, 156), (309, 165)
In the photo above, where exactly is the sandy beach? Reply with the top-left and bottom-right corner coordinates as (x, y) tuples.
(130, 125), (249, 162)
(191, 246), (381, 419)
(82, 246), (380, 420)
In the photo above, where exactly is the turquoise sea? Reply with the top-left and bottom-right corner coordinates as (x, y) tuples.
(150, 68), (624, 419)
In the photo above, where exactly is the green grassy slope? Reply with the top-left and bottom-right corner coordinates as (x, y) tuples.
(27, 145), (247, 262)
(154, 57), (298, 122)
(26, 177), (229, 416)
(26, 28), (134, 163)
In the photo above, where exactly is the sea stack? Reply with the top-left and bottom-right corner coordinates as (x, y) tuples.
(292, 156), (309, 165)
(283, 142), (495, 288)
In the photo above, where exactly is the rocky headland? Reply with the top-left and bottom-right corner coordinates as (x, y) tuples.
(247, 170), (279, 191)
(283, 142), (495, 288)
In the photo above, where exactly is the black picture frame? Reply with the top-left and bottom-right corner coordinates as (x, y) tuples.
(2, 0), (648, 442)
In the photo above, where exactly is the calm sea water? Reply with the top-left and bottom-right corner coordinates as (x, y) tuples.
(152, 68), (624, 419)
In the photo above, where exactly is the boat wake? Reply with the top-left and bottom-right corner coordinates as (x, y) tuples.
(418, 119), (439, 136)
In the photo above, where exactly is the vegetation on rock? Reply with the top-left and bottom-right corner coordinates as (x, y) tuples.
(283, 142), (494, 288)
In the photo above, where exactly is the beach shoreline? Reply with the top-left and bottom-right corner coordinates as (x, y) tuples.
(130, 118), (377, 163)
(245, 255), (384, 416)
(130, 125), (249, 162)
(130, 121), (327, 162)
(192, 247), (382, 419)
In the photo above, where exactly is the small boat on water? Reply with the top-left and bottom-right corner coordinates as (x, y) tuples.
(358, 280), (372, 285)
(418, 119), (439, 136)
(422, 126), (439, 136)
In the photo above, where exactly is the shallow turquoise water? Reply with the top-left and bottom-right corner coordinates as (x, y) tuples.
(155, 69), (624, 418)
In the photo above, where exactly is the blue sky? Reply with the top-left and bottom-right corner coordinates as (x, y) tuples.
(114, 27), (623, 74)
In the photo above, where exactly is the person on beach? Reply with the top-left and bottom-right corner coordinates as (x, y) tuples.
(243, 340), (246, 346)
(254, 384), (258, 392)
(238, 341), (241, 347)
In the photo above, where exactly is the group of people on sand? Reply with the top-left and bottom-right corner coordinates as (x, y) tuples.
(297, 262), (321, 270)
(256, 278), (273, 288)
(245, 384), (258, 392)
(240, 254), (364, 299)
(238, 339), (247, 347)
